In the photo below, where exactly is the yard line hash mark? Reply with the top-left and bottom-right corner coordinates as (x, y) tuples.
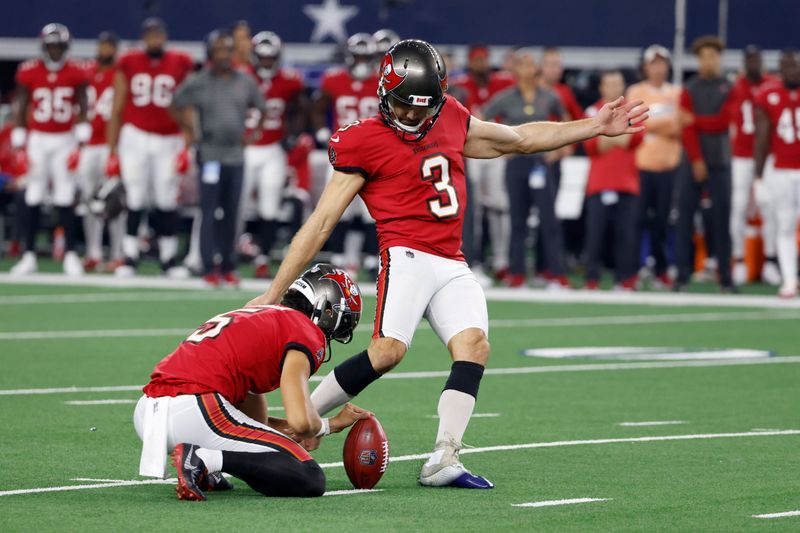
(752, 510), (800, 519)
(617, 421), (686, 427)
(512, 498), (611, 508)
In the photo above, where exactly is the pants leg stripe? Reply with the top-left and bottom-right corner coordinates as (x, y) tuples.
(374, 249), (391, 338)
(196, 393), (312, 462)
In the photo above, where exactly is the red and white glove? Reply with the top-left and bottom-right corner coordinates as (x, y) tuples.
(66, 149), (81, 172)
(175, 147), (191, 174)
(105, 152), (121, 177)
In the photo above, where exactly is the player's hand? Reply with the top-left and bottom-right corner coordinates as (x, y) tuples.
(691, 160), (709, 183)
(298, 436), (322, 451)
(330, 403), (374, 434)
(246, 293), (275, 306)
(66, 149), (81, 172)
(175, 147), (191, 174)
(10, 149), (29, 177)
(105, 152), (121, 177)
(752, 177), (769, 207)
(594, 96), (648, 137)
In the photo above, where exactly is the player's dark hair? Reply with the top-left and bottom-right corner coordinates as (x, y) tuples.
(691, 35), (724, 55)
(280, 289), (314, 318)
(231, 20), (250, 32)
(98, 31), (119, 46)
(542, 46), (561, 55)
(780, 48), (799, 61)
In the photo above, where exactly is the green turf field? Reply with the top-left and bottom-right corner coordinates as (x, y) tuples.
(1, 280), (798, 532)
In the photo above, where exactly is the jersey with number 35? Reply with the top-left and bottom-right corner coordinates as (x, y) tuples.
(117, 49), (194, 135)
(755, 84), (800, 169)
(328, 95), (471, 260)
(15, 59), (87, 133)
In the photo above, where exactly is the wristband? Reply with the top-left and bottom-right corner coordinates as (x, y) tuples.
(315, 127), (332, 146)
(74, 122), (92, 144)
(314, 417), (330, 438)
(11, 128), (26, 149)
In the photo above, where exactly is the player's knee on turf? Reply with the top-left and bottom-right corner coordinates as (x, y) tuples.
(449, 328), (490, 366)
(368, 336), (407, 373)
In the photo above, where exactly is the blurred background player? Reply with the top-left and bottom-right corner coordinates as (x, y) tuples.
(242, 31), (307, 279)
(372, 28), (400, 59)
(10, 23), (90, 276)
(453, 44), (514, 285)
(311, 32), (380, 276)
(626, 45), (682, 289)
(230, 20), (253, 73)
(483, 48), (569, 288)
(106, 17), (194, 278)
(754, 49), (800, 298)
(78, 31), (124, 273)
(583, 70), (643, 290)
(677, 36), (734, 292)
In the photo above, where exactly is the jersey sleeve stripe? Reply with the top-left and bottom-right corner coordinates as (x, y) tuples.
(196, 393), (313, 462)
(334, 166), (370, 180)
(281, 342), (317, 375)
(373, 249), (391, 339)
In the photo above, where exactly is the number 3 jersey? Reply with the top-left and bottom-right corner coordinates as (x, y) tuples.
(328, 95), (471, 261)
(143, 306), (327, 405)
(15, 59), (88, 133)
(116, 49), (194, 135)
(756, 84), (800, 170)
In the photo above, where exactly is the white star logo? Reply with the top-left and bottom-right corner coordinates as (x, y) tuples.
(303, 0), (358, 43)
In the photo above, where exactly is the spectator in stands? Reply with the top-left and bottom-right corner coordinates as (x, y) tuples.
(231, 20), (252, 72)
(583, 70), (643, 290)
(626, 45), (683, 289)
(676, 35), (734, 292)
(172, 29), (265, 287)
(483, 48), (569, 288)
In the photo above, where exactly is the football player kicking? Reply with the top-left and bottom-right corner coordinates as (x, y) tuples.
(134, 264), (370, 500)
(249, 40), (648, 489)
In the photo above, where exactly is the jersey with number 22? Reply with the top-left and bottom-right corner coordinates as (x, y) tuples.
(328, 95), (470, 260)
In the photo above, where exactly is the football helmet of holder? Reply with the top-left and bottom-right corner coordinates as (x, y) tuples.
(378, 39), (448, 142)
(40, 23), (71, 71)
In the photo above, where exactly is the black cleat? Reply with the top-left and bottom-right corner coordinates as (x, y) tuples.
(171, 443), (207, 501)
(202, 471), (234, 492)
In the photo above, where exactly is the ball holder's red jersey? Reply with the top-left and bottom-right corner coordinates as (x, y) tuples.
(328, 95), (471, 260)
(15, 59), (87, 133)
(246, 68), (304, 146)
(84, 60), (116, 145)
(756, 84), (800, 170)
(143, 306), (326, 404)
(730, 74), (779, 158)
(320, 67), (381, 130)
(117, 49), (194, 135)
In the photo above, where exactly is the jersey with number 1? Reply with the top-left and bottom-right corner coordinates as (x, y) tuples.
(117, 49), (194, 135)
(755, 84), (800, 170)
(320, 67), (381, 130)
(328, 95), (471, 261)
(15, 59), (87, 133)
(729, 74), (779, 158)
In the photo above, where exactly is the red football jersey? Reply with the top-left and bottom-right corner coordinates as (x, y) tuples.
(550, 82), (584, 120)
(730, 74), (780, 157)
(143, 306), (327, 404)
(755, 84), (800, 169)
(452, 72), (514, 117)
(15, 59), (87, 133)
(84, 61), (116, 145)
(245, 69), (304, 146)
(117, 49), (194, 135)
(328, 95), (471, 260)
(320, 67), (381, 130)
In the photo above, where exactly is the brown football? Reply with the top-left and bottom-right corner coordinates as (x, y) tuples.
(343, 416), (389, 489)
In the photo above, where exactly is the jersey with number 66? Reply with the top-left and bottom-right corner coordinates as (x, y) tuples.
(117, 49), (194, 135)
(755, 84), (800, 169)
(328, 95), (470, 260)
(143, 305), (326, 404)
(15, 59), (87, 133)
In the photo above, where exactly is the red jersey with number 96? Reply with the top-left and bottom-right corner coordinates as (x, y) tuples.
(755, 84), (800, 169)
(328, 95), (471, 260)
(15, 59), (87, 133)
(320, 67), (381, 130)
(143, 306), (326, 404)
(117, 49), (194, 135)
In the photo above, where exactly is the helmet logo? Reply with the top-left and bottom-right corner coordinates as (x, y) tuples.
(321, 270), (362, 312)
(380, 52), (405, 91)
(410, 95), (431, 105)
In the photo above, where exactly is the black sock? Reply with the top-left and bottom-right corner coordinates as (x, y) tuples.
(334, 350), (381, 396)
(443, 361), (485, 399)
(221, 451), (325, 497)
(24, 204), (41, 252)
(126, 209), (142, 236)
(260, 219), (278, 257)
(57, 207), (76, 252)
(155, 209), (177, 237)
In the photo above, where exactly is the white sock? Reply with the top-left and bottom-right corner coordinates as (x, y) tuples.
(195, 448), (223, 473)
(122, 235), (139, 260)
(434, 389), (476, 446)
(159, 236), (178, 264)
(310, 371), (353, 415)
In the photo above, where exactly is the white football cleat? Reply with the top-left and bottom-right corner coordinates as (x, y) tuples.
(10, 251), (37, 276)
(762, 261), (782, 286)
(114, 264), (136, 278)
(778, 285), (797, 299)
(419, 440), (493, 489)
(732, 261), (747, 286)
(62, 251), (84, 277)
(165, 265), (190, 280)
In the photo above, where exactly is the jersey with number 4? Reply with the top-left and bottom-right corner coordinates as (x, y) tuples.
(143, 306), (326, 404)
(15, 59), (87, 133)
(328, 95), (471, 260)
(730, 74), (779, 158)
(84, 61), (116, 145)
(320, 68), (380, 130)
(117, 49), (194, 135)
(755, 84), (800, 169)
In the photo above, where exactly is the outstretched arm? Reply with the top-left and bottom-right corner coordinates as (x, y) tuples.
(248, 169), (365, 306)
(464, 96), (647, 159)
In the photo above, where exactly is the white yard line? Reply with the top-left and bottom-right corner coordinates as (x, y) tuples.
(512, 498), (611, 508)
(322, 489), (383, 496)
(617, 421), (686, 427)
(2, 429), (797, 498)
(2, 272), (799, 308)
(3, 356), (800, 396)
(64, 399), (138, 406)
(753, 510), (800, 519)
(3, 310), (799, 341)
(427, 413), (501, 418)
(0, 291), (247, 305)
